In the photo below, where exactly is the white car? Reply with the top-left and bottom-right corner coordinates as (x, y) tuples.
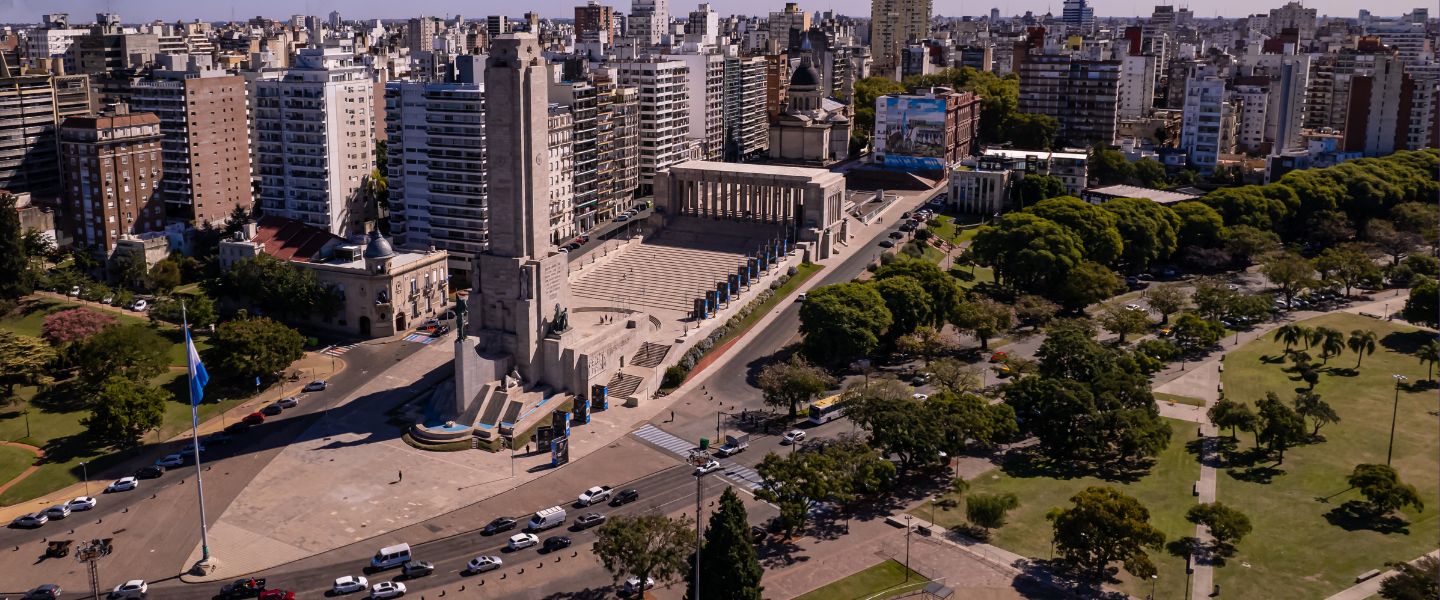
(912, 393), (929, 401)
(332, 575), (368, 595)
(507, 532), (540, 551)
(781, 430), (806, 445)
(155, 454), (184, 468)
(369, 581), (406, 599)
(68, 286), (81, 297)
(623, 576), (656, 596)
(41, 504), (71, 520)
(277, 396), (299, 409)
(693, 459), (722, 475)
(467, 555), (503, 573)
(1124, 303), (1144, 311)
(106, 477), (138, 493)
(131, 299), (148, 312)
(67, 496), (98, 511)
(110, 580), (147, 599)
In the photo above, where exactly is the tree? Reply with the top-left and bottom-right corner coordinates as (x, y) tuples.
(1102, 197), (1181, 274)
(1132, 158), (1168, 188)
(1014, 294), (1060, 329)
(1292, 391), (1339, 437)
(81, 375), (168, 448)
(1025, 196), (1124, 267)
(1260, 251), (1314, 305)
(930, 357), (981, 394)
(1191, 279), (1240, 322)
(148, 295), (218, 330)
(1222, 225), (1282, 267)
(1098, 302), (1151, 344)
(951, 298), (1011, 350)
(1207, 398), (1257, 441)
(1348, 329), (1378, 368)
(1418, 338), (1440, 381)
(1365, 220), (1422, 266)
(970, 213), (1084, 298)
(73, 324), (169, 385)
(1387, 254), (1439, 287)
(871, 276), (933, 339)
(1185, 502), (1252, 554)
(1389, 201), (1440, 245)
(896, 326), (952, 366)
(1315, 244), (1382, 297)
(1056, 260), (1125, 312)
(1306, 210), (1355, 247)
(1146, 284), (1188, 325)
(1348, 463), (1425, 515)
(874, 259), (962, 326)
(220, 254), (342, 322)
(1255, 392), (1306, 461)
(1089, 148), (1135, 186)
(40, 308), (117, 345)
(842, 381), (943, 471)
(1005, 112), (1059, 150)
(755, 439), (893, 533)
(148, 260), (181, 295)
(1312, 326), (1345, 364)
(1203, 185), (1293, 232)
(112, 252), (149, 293)
(0, 333), (55, 403)
(1047, 486), (1165, 583)
(687, 488), (763, 600)
(1013, 174), (1067, 208)
(1171, 313), (1224, 356)
(1378, 556), (1439, 600)
(930, 390), (1017, 457)
(0, 193), (32, 299)
(593, 514), (695, 591)
(210, 317), (305, 380)
(966, 492), (1019, 530)
(1401, 278), (1437, 328)
(1273, 323), (1310, 353)
(799, 282), (892, 366)
(1171, 202), (1225, 250)
(757, 357), (836, 419)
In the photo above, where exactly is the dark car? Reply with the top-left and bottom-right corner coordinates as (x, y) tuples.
(225, 422), (252, 435)
(573, 513), (607, 530)
(22, 584), (62, 600)
(401, 560), (435, 578)
(888, 231), (904, 239)
(483, 516), (518, 535)
(878, 240), (895, 248)
(205, 432), (233, 445)
(542, 536), (572, 553)
(261, 403), (283, 416)
(135, 465), (165, 479)
(219, 578), (266, 598)
(242, 412), (266, 425)
(610, 489), (640, 506)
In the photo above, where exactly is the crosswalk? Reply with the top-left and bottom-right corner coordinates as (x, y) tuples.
(631, 424), (761, 491)
(402, 333), (440, 345)
(321, 343), (360, 357)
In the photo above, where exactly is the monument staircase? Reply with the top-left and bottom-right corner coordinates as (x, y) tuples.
(630, 342), (671, 368)
(605, 372), (645, 403)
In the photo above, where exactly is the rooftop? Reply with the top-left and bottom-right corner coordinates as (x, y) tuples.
(669, 160), (841, 180)
(1084, 184), (1200, 205)
(982, 148), (1089, 161)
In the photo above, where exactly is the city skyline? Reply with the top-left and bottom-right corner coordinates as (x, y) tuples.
(1, 0), (1429, 23)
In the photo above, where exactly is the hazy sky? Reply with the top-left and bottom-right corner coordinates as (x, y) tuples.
(0, 0), (1425, 23)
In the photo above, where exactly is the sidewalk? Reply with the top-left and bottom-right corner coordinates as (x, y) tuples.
(1323, 549), (1439, 600)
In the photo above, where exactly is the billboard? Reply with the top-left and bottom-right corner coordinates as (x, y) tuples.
(875, 96), (948, 172)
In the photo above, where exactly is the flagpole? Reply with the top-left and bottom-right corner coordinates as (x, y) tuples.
(183, 302), (213, 566)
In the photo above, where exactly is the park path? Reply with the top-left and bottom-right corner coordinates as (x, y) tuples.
(1322, 549), (1440, 600)
(0, 441), (44, 496)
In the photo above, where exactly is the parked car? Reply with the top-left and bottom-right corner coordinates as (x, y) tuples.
(331, 576), (367, 595)
(242, 412), (266, 425)
(542, 536), (572, 553)
(623, 576), (656, 596)
(257, 590), (294, 600)
(303, 380), (327, 392)
(219, 577), (267, 598)
(912, 393), (929, 401)
(693, 459), (722, 475)
(180, 442), (205, 455)
(130, 299), (148, 312)
(277, 396), (299, 409)
(22, 584), (62, 600)
(155, 454), (185, 468)
(68, 286), (81, 297)
(483, 516), (518, 536)
(614, 214), (630, 222)
(41, 504), (71, 520)
(466, 555), (503, 574)
(574, 513), (607, 530)
(225, 422), (252, 434)
(135, 465), (165, 479)
(261, 403), (284, 416)
(1124, 303), (1144, 311)
(106, 477), (138, 493)
(609, 489), (640, 506)
(11, 513), (47, 528)
(369, 581), (406, 599)
(400, 560), (434, 579)
(206, 432), (232, 445)
(67, 496), (98, 511)
(507, 533), (540, 551)
(109, 580), (147, 599)
(888, 231), (904, 239)
(781, 430), (805, 445)
(878, 240), (894, 248)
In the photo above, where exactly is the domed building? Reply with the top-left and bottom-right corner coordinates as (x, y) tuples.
(767, 55), (853, 166)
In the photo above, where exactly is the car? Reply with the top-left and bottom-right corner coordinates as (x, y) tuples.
(155, 454), (185, 468)
(242, 412), (266, 425)
(102, 295), (113, 305)
(693, 459), (722, 475)
(483, 516), (518, 535)
(795, 292), (807, 302)
(577, 485), (612, 506)
(781, 430), (806, 445)
(911, 373), (931, 385)
(277, 396), (299, 409)
(303, 380), (328, 392)
(11, 513), (47, 528)
(542, 536), (572, 553)
(180, 442), (205, 455)
(623, 576), (656, 596)
(912, 393), (929, 401)
(574, 512), (607, 529)
(331, 576), (368, 595)
(400, 560), (434, 578)
(556, 247), (569, 254)
(261, 403), (284, 416)
(109, 579), (147, 599)
(899, 223), (915, 232)
(466, 555), (503, 574)
(67, 496), (98, 511)
(68, 286), (81, 297)
(614, 214), (630, 222)
(565, 242), (582, 251)
(22, 584), (62, 600)
(888, 231), (904, 239)
(135, 465), (165, 479)
(878, 240), (894, 248)
(41, 504), (71, 520)
(131, 299), (148, 312)
(257, 590), (294, 600)
(989, 351), (1008, 363)
(901, 211), (911, 219)
(369, 581), (406, 599)
(1124, 303), (1144, 311)
(507, 532), (540, 551)
(220, 577), (267, 598)
(225, 422), (252, 434)
(206, 432), (233, 445)
(106, 477), (138, 492)
(610, 489), (640, 506)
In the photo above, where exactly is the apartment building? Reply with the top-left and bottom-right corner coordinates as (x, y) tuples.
(575, 2), (617, 44)
(58, 111), (166, 254)
(629, 0), (670, 46)
(254, 47), (376, 238)
(1344, 54), (1416, 156)
(1018, 54), (1122, 147)
(26, 14), (88, 73)
(722, 54), (769, 162)
(595, 77), (641, 220)
(547, 107), (576, 244)
(1180, 73), (1237, 171)
(0, 73), (92, 199)
(665, 52), (724, 161)
(768, 3), (811, 47)
(870, 0), (932, 79)
(1118, 54), (1157, 120)
(614, 59), (691, 193)
(552, 79), (601, 232)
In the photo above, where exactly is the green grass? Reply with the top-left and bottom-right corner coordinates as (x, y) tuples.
(709, 262), (823, 352)
(928, 215), (984, 246)
(793, 559), (930, 600)
(0, 298), (147, 338)
(1154, 392), (1207, 407)
(0, 444), (36, 486)
(918, 420), (1200, 600)
(1214, 312), (1438, 599)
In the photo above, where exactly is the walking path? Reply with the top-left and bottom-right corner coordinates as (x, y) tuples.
(0, 441), (44, 496)
(1323, 549), (1440, 600)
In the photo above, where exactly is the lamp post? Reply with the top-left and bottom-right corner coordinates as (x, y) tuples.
(904, 515), (913, 582)
(80, 461), (90, 497)
(23, 409), (30, 439)
(1386, 374), (1407, 466)
(1149, 573), (1158, 600)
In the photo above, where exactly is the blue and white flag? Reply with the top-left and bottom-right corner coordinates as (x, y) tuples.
(186, 327), (210, 407)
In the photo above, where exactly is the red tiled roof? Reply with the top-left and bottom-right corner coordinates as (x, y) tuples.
(251, 215), (344, 262)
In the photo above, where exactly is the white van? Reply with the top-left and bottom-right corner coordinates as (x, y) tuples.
(527, 506), (567, 532)
(370, 543), (412, 570)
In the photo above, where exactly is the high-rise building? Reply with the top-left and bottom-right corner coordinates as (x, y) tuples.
(58, 110), (166, 253)
(253, 47), (376, 238)
(1118, 54), (1157, 120)
(73, 25), (160, 76)
(1018, 54), (1122, 147)
(595, 75), (641, 219)
(575, 2), (618, 44)
(551, 78), (600, 232)
(0, 73), (92, 199)
(546, 107), (576, 244)
(665, 52), (724, 161)
(1180, 71), (1238, 171)
(768, 3), (811, 47)
(407, 17), (439, 52)
(869, 0), (932, 79)
(129, 55), (252, 228)
(1344, 54), (1418, 156)
(615, 59), (691, 193)
(1267, 2), (1317, 44)
(487, 16), (512, 39)
(722, 54), (770, 161)
(385, 79), (487, 278)
(629, 0), (671, 46)
(686, 4), (721, 44)
(25, 14), (88, 74)
(1061, 0), (1095, 33)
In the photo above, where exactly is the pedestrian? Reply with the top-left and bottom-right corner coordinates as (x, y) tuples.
(670, 410), (675, 422)
(397, 470), (403, 483)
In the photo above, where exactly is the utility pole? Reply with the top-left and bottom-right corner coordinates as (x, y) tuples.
(692, 452), (705, 600)
(904, 514), (913, 582)
(1387, 374), (1407, 465)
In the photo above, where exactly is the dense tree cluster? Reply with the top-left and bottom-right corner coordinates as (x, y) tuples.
(756, 435), (896, 533)
(212, 254), (343, 323)
(842, 381), (1016, 473)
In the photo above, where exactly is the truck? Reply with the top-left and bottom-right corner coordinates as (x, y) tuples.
(527, 506), (567, 532)
(576, 485), (612, 506)
(715, 434), (750, 457)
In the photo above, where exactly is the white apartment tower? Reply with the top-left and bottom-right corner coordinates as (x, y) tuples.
(629, 0), (671, 46)
(615, 59), (691, 193)
(254, 47), (376, 238)
(723, 54), (770, 161)
(546, 107), (576, 244)
(1118, 54), (1157, 120)
(1180, 71), (1237, 172)
(665, 52), (724, 160)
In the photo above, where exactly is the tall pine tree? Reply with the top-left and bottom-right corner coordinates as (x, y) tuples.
(0, 192), (32, 299)
(687, 487), (763, 600)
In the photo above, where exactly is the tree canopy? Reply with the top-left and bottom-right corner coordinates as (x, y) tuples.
(1047, 486), (1165, 583)
(756, 356), (836, 419)
(1101, 197), (1181, 273)
(687, 487), (763, 600)
(1024, 196), (1124, 267)
(209, 317), (305, 381)
(593, 514), (695, 590)
(798, 282), (892, 366)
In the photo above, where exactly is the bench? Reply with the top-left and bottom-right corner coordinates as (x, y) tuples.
(1355, 569), (1383, 583)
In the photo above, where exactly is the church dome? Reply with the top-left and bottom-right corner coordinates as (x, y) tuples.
(790, 58), (820, 87)
(363, 230), (396, 259)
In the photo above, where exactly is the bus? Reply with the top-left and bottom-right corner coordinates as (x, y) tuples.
(807, 394), (844, 425)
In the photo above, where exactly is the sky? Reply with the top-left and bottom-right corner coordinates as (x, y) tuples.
(0, 0), (1426, 23)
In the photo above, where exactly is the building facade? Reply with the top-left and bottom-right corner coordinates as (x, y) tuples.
(869, 0), (932, 79)
(722, 54), (770, 161)
(615, 59), (691, 193)
(1018, 54), (1121, 147)
(0, 74), (91, 200)
(58, 111), (166, 253)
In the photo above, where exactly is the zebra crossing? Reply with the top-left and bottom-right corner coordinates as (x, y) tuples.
(630, 424), (761, 491)
(321, 343), (360, 357)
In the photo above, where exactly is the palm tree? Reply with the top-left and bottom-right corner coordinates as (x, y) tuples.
(1304, 326), (1324, 350)
(1317, 327), (1345, 365)
(1347, 330), (1378, 369)
(1420, 338), (1440, 381)
(1275, 324), (1309, 353)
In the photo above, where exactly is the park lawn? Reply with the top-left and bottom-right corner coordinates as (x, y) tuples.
(1154, 392), (1207, 407)
(919, 420), (1199, 600)
(793, 559), (929, 600)
(0, 444), (36, 487)
(0, 297), (147, 338)
(1215, 312), (1438, 599)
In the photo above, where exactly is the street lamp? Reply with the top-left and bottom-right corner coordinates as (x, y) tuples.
(1386, 374), (1407, 466)
(1149, 573), (1158, 600)
(80, 461), (89, 497)
(904, 514), (914, 582)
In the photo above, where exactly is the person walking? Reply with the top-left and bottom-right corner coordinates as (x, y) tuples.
(397, 470), (403, 483)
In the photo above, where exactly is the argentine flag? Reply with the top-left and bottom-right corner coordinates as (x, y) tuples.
(186, 326), (210, 407)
